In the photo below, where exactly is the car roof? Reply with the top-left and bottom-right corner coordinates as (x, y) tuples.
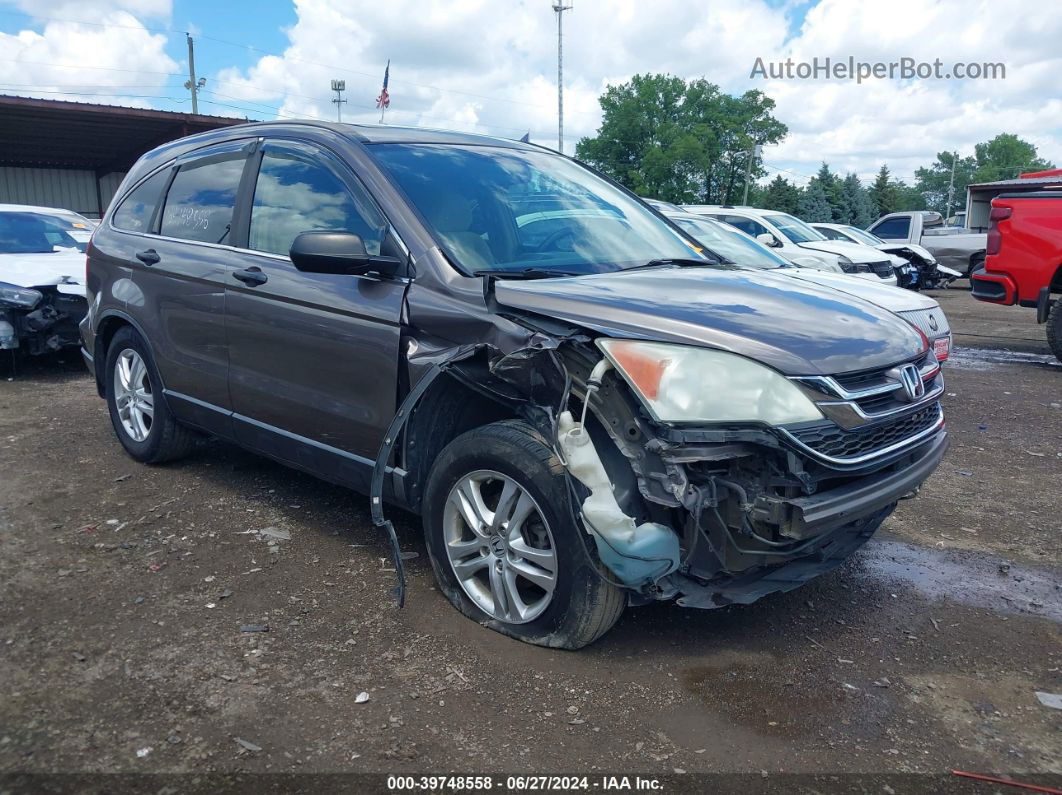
(175, 119), (536, 151)
(683, 205), (777, 218)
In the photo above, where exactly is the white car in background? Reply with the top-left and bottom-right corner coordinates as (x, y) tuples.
(666, 211), (952, 361)
(810, 222), (962, 290)
(684, 205), (908, 287)
(0, 203), (91, 355)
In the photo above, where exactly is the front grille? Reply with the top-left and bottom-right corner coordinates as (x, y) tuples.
(897, 307), (951, 339)
(788, 403), (941, 461)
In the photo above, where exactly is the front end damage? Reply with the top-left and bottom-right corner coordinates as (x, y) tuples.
(370, 269), (948, 611)
(0, 284), (87, 357)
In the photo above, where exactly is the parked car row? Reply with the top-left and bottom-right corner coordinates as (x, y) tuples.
(5, 123), (950, 650)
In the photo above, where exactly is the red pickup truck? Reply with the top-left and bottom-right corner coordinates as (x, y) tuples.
(972, 190), (1062, 361)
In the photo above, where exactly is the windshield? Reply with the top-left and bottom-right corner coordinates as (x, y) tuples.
(764, 213), (828, 244)
(671, 216), (789, 269)
(369, 143), (702, 275)
(842, 226), (885, 246)
(0, 211), (91, 254)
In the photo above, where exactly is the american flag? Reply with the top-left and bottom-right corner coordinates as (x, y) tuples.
(376, 60), (390, 109)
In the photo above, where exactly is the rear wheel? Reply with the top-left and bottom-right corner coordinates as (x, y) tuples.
(105, 326), (196, 463)
(1047, 296), (1062, 363)
(422, 420), (625, 649)
(968, 252), (985, 287)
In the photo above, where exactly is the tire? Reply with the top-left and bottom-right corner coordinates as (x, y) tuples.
(422, 420), (626, 649)
(1047, 296), (1062, 364)
(968, 252), (985, 286)
(104, 326), (196, 464)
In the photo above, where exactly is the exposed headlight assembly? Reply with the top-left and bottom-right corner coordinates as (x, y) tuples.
(0, 283), (42, 309)
(597, 339), (823, 425)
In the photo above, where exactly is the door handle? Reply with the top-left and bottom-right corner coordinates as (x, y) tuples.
(233, 266), (268, 287)
(135, 249), (160, 266)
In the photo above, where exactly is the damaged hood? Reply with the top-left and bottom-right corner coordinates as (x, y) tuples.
(493, 267), (926, 376)
(0, 249), (86, 297)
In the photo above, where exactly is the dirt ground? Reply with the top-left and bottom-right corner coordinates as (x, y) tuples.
(1, 284), (1059, 791)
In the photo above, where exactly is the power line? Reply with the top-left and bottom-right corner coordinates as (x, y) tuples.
(0, 10), (602, 118)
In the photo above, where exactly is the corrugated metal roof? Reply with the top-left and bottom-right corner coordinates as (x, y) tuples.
(0, 95), (250, 171)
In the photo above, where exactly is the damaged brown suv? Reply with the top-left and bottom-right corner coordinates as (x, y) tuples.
(82, 122), (947, 648)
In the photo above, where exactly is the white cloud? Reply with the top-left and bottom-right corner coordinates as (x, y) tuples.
(0, 7), (179, 108)
(1, 0), (1059, 185)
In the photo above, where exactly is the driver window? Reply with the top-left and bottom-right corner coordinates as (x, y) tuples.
(248, 145), (387, 258)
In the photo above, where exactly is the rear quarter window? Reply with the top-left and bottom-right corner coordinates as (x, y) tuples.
(112, 169), (170, 233)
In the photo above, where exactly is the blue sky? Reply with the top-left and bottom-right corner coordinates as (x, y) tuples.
(1, 0), (1059, 184)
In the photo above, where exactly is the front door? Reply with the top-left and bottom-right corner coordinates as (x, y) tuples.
(225, 138), (407, 491)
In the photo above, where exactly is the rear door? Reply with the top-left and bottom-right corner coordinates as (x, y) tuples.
(225, 138), (408, 489)
(119, 140), (255, 434)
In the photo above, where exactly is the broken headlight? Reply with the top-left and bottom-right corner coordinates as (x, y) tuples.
(0, 283), (42, 309)
(597, 339), (823, 425)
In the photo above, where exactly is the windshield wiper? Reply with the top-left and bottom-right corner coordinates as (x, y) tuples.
(473, 267), (582, 280)
(624, 255), (726, 272)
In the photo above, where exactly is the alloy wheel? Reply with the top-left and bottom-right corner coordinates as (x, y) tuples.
(442, 470), (558, 624)
(113, 348), (154, 442)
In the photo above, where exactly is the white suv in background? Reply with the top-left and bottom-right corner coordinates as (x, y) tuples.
(684, 206), (904, 286)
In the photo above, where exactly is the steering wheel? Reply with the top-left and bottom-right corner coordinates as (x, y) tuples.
(535, 227), (576, 252)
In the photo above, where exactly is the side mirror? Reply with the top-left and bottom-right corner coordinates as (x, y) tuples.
(289, 231), (401, 278)
(756, 232), (780, 248)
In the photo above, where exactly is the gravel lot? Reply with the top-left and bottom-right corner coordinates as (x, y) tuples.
(1, 285), (1059, 790)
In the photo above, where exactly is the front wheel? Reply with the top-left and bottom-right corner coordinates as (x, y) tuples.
(422, 420), (625, 649)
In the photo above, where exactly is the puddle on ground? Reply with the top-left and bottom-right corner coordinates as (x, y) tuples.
(948, 346), (1061, 370)
(857, 539), (1061, 622)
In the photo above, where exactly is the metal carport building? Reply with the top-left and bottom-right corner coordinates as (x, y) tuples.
(0, 95), (247, 218)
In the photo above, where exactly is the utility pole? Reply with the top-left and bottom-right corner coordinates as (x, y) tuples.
(945, 151), (957, 222)
(741, 143), (761, 205)
(184, 34), (205, 114)
(331, 79), (347, 122)
(552, 2), (572, 154)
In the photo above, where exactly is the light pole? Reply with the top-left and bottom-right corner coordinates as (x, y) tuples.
(331, 79), (347, 122)
(552, 2), (572, 154)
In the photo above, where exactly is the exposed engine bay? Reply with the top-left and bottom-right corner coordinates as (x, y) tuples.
(369, 265), (949, 610)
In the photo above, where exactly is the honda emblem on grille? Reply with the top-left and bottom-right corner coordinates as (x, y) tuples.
(928, 314), (938, 331)
(898, 364), (925, 401)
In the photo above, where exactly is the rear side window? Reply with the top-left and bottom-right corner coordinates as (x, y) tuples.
(112, 170), (169, 233)
(160, 156), (246, 244)
(248, 146), (386, 257)
(872, 216), (911, 239)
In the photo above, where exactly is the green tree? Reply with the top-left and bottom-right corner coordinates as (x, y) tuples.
(576, 74), (787, 204)
(914, 151), (976, 216)
(892, 179), (927, 212)
(761, 175), (801, 214)
(798, 180), (832, 222)
(841, 173), (876, 228)
(869, 165), (899, 218)
(971, 133), (1053, 183)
